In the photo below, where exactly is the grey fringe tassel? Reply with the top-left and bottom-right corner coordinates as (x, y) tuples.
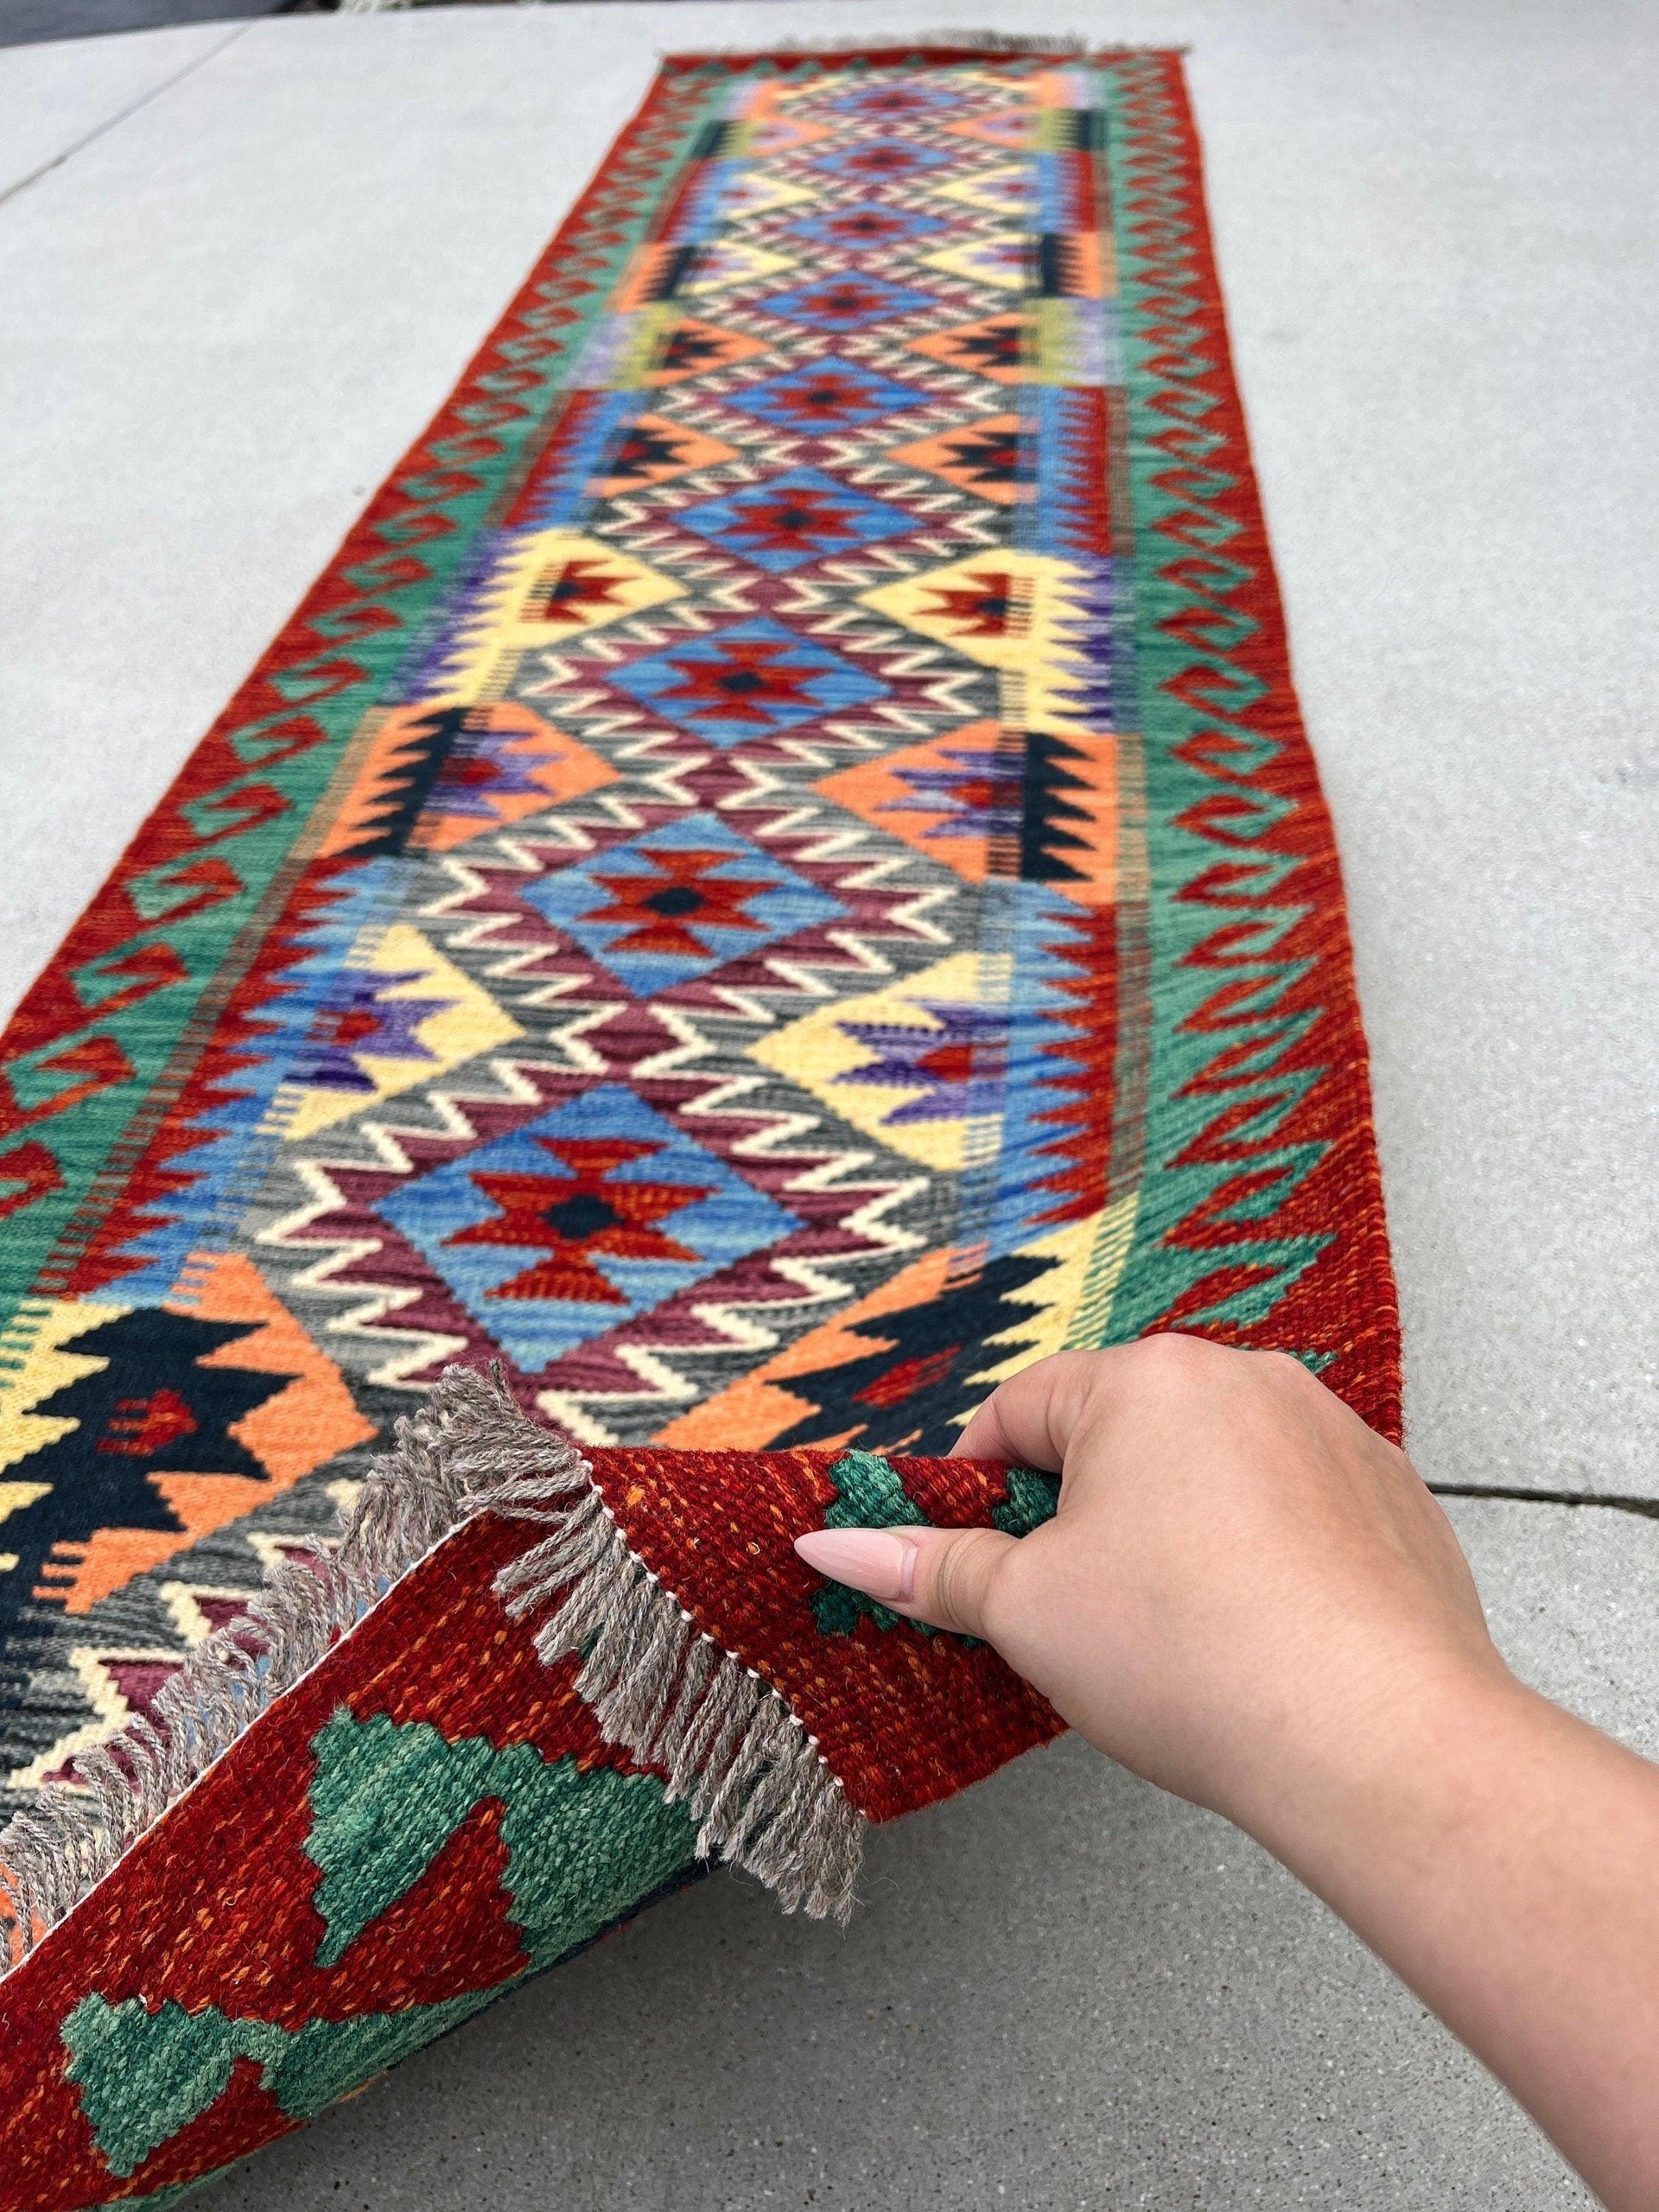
(427, 1366), (861, 1923)
(0, 1386), (493, 1978)
(334, 7), (1092, 36)
(0, 1365), (858, 1977)
(665, 31), (1094, 58)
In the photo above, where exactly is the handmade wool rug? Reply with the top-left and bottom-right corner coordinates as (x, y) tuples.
(0, 41), (1399, 2208)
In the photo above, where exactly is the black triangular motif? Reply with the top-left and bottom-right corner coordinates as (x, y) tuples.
(1020, 729), (1096, 884)
(769, 1253), (1058, 1456)
(0, 1310), (296, 1638)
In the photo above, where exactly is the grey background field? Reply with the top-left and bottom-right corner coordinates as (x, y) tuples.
(3, 1), (1656, 2202)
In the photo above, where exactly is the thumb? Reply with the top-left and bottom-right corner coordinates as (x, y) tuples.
(793, 1523), (1018, 1639)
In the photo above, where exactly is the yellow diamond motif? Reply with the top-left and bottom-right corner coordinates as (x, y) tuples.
(0, 1299), (127, 1478)
(428, 530), (683, 707)
(279, 922), (524, 1142)
(749, 952), (1000, 1175)
(932, 165), (1030, 218)
(859, 550), (1102, 736)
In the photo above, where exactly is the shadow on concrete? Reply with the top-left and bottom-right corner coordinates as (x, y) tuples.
(0, 0), (322, 50)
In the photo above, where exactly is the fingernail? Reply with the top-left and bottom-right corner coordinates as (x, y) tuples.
(794, 1528), (918, 1605)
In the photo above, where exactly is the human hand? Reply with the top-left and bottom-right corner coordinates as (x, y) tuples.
(794, 1334), (1501, 1840)
(794, 1338), (1659, 2210)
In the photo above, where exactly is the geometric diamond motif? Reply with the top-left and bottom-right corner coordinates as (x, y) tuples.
(449, 1142), (709, 1304)
(606, 615), (887, 746)
(377, 1088), (800, 1370)
(810, 141), (951, 183)
(822, 78), (959, 122)
(675, 468), (916, 574)
(722, 356), (933, 435)
(760, 275), (939, 333)
(521, 814), (844, 994)
(782, 206), (945, 255)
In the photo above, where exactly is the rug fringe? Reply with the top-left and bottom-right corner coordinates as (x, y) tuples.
(0, 1391), (489, 1975)
(664, 31), (1094, 59)
(0, 1368), (857, 1976)
(330, 3), (1104, 49)
(419, 1367), (861, 1922)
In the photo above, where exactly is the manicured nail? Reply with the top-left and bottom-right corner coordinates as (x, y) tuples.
(794, 1528), (918, 1604)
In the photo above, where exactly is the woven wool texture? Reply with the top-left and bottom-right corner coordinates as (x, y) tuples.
(0, 44), (1399, 2207)
(0, 1408), (1076, 2212)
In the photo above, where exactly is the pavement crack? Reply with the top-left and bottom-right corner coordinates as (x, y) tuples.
(0, 20), (249, 214)
(1428, 1481), (1659, 1525)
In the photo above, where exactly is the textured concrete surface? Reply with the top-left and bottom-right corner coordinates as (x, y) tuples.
(0, 15), (238, 191)
(0, 0), (272, 56)
(1, 3), (1655, 2202)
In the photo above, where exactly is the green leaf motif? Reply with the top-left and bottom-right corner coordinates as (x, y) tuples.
(307, 1710), (696, 1967)
(810, 1451), (1058, 1635)
(64, 1993), (484, 2182)
(814, 1448), (930, 1634)
(64, 1713), (697, 2181)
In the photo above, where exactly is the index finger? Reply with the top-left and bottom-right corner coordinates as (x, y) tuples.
(950, 1347), (1129, 1471)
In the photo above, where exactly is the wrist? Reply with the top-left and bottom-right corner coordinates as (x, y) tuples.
(1230, 1652), (1659, 2210)
(1226, 1641), (1530, 1891)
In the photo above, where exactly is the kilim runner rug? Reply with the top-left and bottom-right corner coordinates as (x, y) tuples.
(0, 41), (1399, 2208)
